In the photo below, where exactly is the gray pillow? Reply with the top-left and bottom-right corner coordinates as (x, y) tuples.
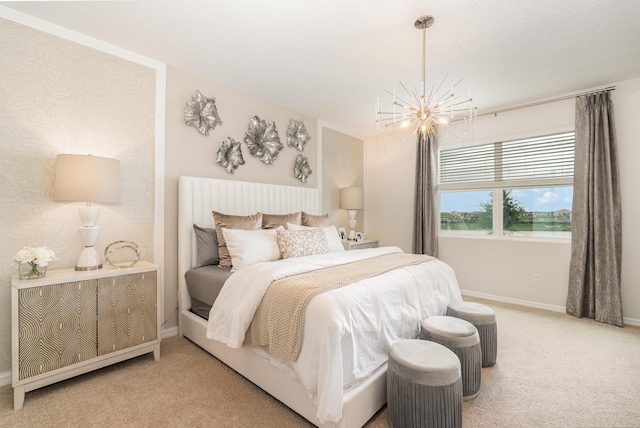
(193, 224), (219, 267)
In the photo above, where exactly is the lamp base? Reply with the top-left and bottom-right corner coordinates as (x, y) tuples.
(348, 215), (357, 240)
(76, 226), (102, 271)
(77, 205), (101, 227)
(75, 247), (102, 271)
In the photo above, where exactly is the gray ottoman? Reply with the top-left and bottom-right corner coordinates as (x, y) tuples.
(387, 339), (462, 428)
(420, 316), (481, 400)
(446, 302), (497, 367)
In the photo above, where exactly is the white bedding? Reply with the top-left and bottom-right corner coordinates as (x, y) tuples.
(207, 246), (462, 423)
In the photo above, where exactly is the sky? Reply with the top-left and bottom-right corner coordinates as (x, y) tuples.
(440, 187), (573, 213)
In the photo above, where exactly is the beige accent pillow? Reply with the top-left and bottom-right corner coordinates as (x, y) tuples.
(301, 211), (330, 227)
(276, 228), (329, 259)
(212, 211), (263, 268)
(287, 223), (345, 253)
(262, 212), (301, 229)
(222, 227), (281, 272)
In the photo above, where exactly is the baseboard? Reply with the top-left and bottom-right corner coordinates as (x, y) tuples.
(625, 317), (640, 327)
(162, 326), (179, 339)
(460, 289), (640, 327)
(0, 369), (10, 387)
(460, 289), (566, 313)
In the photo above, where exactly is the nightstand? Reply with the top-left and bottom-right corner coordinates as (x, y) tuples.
(342, 239), (379, 251)
(11, 261), (160, 410)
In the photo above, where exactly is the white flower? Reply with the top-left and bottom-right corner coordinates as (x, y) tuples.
(34, 247), (56, 267)
(13, 246), (57, 267)
(13, 247), (37, 264)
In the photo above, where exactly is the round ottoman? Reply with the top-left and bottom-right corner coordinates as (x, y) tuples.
(446, 302), (497, 367)
(420, 316), (481, 400)
(387, 339), (462, 428)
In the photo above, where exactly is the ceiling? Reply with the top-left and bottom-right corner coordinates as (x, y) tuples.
(3, 0), (640, 137)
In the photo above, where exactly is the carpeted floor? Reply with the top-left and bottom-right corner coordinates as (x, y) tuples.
(1, 298), (640, 427)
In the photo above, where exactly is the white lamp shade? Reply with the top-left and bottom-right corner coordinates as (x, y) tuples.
(340, 187), (364, 210)
(54, 154), (121, 204)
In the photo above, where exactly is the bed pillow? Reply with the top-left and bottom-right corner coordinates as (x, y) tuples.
(301, 212), (330, 227)
(262, 212), (301, 229)
(222, 227), (281, 272)
(276, 228), (329, 259)
(287, 223), (345, 253)
(193, 224), (220, 267)
(213, 211), (263, 268)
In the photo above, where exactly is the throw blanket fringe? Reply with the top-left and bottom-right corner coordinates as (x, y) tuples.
(246, 253), (435, 361)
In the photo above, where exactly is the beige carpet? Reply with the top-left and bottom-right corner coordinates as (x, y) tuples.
(1, 298), (640, 427)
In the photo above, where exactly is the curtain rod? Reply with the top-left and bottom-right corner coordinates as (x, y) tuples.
(478, 86), (616, 118)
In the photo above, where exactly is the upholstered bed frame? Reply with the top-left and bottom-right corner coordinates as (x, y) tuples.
(177, 176), (387, 428)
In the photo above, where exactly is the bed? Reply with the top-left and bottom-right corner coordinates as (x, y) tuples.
(177, 176), (462, 428)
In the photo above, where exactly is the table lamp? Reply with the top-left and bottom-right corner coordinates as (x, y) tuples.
(54, 154), (121, 270)
(340, 187), (364, 240)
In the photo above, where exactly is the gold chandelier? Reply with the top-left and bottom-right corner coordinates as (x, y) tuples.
(376, 15), (477, 137)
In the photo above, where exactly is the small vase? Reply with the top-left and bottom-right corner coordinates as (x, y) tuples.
(19, 262), (46, 280)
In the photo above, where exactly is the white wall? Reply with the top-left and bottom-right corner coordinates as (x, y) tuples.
(365, 77), (640, 323)
(612, 77), (640, 323)
(365, 133), (418, 253)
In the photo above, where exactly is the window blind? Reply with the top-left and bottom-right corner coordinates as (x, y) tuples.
(439, 132), (575, 189)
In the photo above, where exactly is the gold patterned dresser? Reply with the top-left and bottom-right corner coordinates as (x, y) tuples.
(11, 261), (160, 410)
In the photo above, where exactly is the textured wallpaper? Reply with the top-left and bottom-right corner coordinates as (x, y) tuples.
(0, 18), (156, 373)
(321, 127), (364, 233)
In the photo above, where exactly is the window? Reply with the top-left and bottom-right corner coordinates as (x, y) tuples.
(440, 191), (493, 235)
(438, 132), (574, 238)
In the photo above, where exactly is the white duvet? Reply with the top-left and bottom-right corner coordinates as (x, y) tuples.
(207, 246), (462, 423)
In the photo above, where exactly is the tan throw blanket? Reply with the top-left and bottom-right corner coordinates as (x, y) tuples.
(245, 252), (435, 361)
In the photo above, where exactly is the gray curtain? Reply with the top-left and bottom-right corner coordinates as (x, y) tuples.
(566, 91), (623, 326)
(413, 132), (438, 257)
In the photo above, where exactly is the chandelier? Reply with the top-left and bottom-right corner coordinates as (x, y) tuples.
(376, 15), (477, 137)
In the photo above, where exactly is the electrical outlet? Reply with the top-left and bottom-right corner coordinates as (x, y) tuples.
(533, 274), (540, 284)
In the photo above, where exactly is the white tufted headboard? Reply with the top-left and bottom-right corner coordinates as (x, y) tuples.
(177, 176), (321, 330)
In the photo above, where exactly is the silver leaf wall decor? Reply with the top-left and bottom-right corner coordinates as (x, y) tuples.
(243, 115), (283, 165)
(216, 137), (245, 174)
(286, 119), (311, 151)
(293, 154), (312, 183)
(184, 90), (223, 136)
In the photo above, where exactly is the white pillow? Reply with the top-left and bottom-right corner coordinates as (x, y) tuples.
(221, 227), (281, 272)
(287, 223), (345, 253)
